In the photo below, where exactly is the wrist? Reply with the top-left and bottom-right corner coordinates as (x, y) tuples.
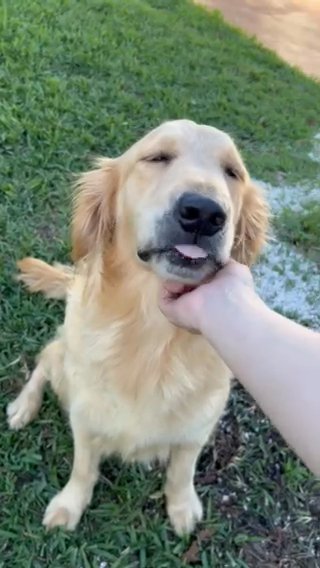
(198, 283), (267, 345)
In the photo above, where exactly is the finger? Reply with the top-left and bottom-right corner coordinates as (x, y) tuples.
(162, 281), (196, 303)
(163, 281), (185, 295)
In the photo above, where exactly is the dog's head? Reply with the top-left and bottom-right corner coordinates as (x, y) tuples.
(72, 120), (268, 284)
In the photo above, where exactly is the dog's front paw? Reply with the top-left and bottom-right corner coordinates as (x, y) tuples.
(167, 489), (203, 536)
(7, 390), (41, 430)
(43, 492), (83, 531)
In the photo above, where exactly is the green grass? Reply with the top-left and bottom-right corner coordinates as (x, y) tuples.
(275, 202), (320, 263)
(1, 0), (320, 566)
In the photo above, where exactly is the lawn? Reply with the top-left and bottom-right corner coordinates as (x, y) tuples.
(275, 202), (320, 265)
(1, 0), (320, 566)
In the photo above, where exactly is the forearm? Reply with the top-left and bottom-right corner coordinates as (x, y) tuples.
(202, 293), (320, 475)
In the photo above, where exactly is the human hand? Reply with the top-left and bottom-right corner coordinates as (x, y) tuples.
(159, 260), (256, 336)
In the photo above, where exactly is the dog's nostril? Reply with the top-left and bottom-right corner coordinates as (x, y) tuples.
(209, 212), (225, 227)
(180, 205), (201, 221)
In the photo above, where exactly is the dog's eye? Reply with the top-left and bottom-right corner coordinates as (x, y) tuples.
(224, 165), (239, 180)
(144, 153), (173, 164)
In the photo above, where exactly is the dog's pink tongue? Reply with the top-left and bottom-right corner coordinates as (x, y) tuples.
(174, 245), (208, 259)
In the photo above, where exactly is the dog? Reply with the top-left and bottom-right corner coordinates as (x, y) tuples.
(7, 119), (269, 535)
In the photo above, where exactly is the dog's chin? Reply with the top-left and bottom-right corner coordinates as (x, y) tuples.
(138, 248), (225, 285)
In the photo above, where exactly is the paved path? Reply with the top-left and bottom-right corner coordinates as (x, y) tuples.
(195, 0), (320, 79)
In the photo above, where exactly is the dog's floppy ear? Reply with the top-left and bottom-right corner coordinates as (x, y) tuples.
(72, 159), (118, 262)
(232, 181), (269, 266)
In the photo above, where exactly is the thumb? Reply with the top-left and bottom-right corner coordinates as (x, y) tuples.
(159, 281), (200, 332)
(159, 281), (185, 315)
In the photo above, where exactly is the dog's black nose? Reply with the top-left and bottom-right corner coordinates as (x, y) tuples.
(174, 192), (226, 236)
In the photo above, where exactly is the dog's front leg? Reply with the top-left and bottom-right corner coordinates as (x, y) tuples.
(7, 338), (63, 430)
(165, 444), (203, 536)
(43, 412), (101, 531)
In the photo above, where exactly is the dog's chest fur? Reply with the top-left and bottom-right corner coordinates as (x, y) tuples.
(59, 276), (231, 460)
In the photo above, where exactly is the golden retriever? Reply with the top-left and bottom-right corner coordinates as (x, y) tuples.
(7, 119), (268, 535)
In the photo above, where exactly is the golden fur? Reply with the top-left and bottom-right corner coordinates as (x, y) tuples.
(8, 120), (268, 535)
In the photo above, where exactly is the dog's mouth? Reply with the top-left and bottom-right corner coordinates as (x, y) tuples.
(138, 243), (224, 283)
(138, 244), (210, 266)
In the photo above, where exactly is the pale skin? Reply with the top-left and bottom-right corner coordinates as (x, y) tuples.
(159, 261), (320, 477)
